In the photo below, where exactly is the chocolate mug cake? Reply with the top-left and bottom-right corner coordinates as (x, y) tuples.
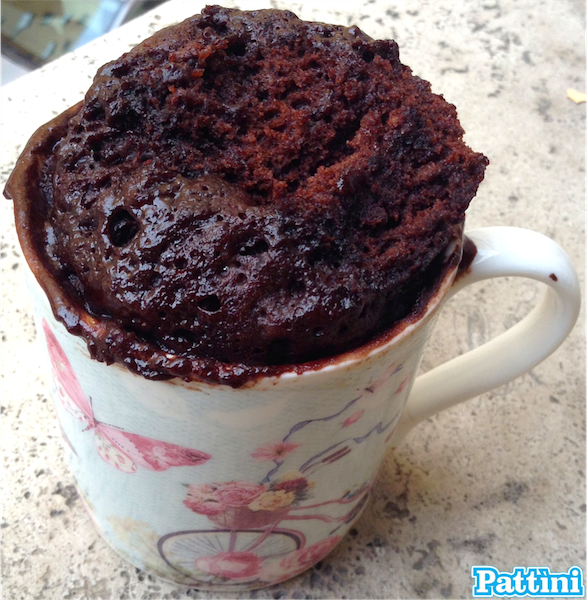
(5, 5), (487, 386)
(8, 8), (582, 593)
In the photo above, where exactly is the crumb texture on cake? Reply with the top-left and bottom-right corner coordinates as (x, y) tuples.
(32, 5), (487, 380)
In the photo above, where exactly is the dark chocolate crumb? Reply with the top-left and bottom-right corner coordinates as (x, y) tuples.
(7, 5), (487, 386)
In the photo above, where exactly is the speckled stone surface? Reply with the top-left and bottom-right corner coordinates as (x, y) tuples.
(1, 1), (584, 598)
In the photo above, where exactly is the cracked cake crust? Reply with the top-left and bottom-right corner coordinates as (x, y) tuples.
(6, 6), (487, 385)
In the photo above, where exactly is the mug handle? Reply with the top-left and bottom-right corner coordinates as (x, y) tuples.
(391, 226), (581, 445)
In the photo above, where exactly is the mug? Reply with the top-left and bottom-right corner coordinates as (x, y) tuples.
(24, 225), (579, 591)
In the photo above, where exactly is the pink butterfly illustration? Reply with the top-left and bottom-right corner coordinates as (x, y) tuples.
(42, 319), (211, 474)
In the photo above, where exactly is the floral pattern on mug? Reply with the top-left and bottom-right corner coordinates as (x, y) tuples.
(172, 360), (411, 583)
(42, 319), (211, 473)
(249, 490), (296, 511)
(194, 535), (342, 583)
(251, 441), (300, 462)
(186, 535), (342, 584)
(281, 534), (342, 573)
(184, 481), (266, 516)
(184, 474), (313, 529)
(194, 551), (262, 582)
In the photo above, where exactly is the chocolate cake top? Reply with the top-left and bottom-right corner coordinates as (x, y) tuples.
(6, 5), (487, 385)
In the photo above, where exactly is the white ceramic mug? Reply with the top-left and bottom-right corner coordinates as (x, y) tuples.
(26, 226), (579, 591)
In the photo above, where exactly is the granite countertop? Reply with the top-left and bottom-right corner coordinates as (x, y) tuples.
(1, 1), (584, 598)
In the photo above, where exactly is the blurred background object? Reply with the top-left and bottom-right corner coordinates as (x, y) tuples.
(1, 0), (165, 85)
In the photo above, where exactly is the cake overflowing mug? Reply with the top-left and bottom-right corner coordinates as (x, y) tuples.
(20, 222), (580, 590)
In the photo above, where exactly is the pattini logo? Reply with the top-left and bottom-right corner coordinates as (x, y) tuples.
(471, 566), (585, 597)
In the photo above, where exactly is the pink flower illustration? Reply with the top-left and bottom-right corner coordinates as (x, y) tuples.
(183, 474), (315, 528)
(251, 441), (300, 462)
(208, 505), (290, 529)
(214, 481), (266, 507)
(183, 481), (266, 516)
(194, 551), (261, 581)
(258, 558), (292, 584)
(279, 535), (342, 575)
(185, 483), (218, 502)
(342, 409), (365, 427)
(261, 536), (343, 582)
(184, 483), (225, 516)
